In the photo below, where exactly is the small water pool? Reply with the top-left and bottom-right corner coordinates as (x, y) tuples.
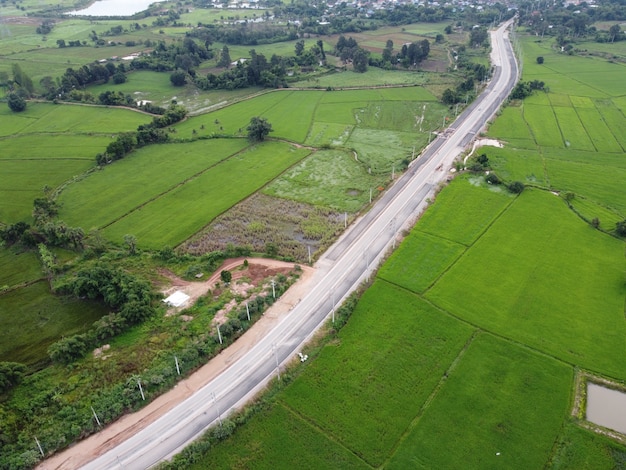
(586, 382), (626, 434)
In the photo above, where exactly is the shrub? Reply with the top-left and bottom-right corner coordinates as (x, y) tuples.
(507, 181), (525, 194)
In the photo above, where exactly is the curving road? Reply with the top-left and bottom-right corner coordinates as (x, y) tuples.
(82, 19), (519, 469)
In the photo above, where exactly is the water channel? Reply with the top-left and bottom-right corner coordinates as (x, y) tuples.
(586, 382), (626, 435)
(68, 0), (164, 17)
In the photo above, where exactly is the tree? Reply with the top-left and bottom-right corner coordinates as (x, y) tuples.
(294, 39), (305, 57)
(616, 220), (626, 237)
(536, 56), (544, 64)
(609, 24), (621, 43)
(170, 70), (187, 86)
(220, 270), (232, 284)
(7, 93), (26, 112)
(247, 116), (272, 142)
(352, 47), (369, 73)
(113, 71), (127, 84)
(441, 88), (459, 105)
(217, 45), (231, 68)
(0, 362), (26, 393)
(444, 25), (453, 34)
(124, 234), (138, 254)
(507, 181), (525, 194)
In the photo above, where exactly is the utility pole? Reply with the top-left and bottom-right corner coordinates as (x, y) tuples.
(308, 245), (311, 264)
(331, 289), (335, 323)
(91, 406), (102, 427)
(174, 355), (180, 375)
(271, 279), (276, 298)
(137, 378), (145, 401)
(217, 325), (223, 344)
(245, 302), (250, 321)
(35, 437), (44, 457)
(369, 187), (372, 203)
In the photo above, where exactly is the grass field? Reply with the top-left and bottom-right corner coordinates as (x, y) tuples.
(387, 334), (572, 470)
(0, 248), (42, 288)
(264, 149), (388, 213)
(0, 103), (150, 224)
(192, 282), (475, 470)
(0, 281), (106, 365)
(425, 189), (626, 379)
(101, 142), (311, 248)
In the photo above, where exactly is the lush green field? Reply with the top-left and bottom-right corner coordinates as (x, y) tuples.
(59, 139), (311, 248)
(0, 248), (42, 288)
(59, 139), (249, 230)
(549, 424), (626, 469)
(416, 174), (514, 246)
(195, 281), (474, 468)
(264, 149), (388, 213)
(387, 334), (572, 470)
(426, 189), (626, 379)
(0, 281), (106, 365)
(0, 103), (150, 224)
(102, 142), (311, 248)
(378, 230), (466, 293)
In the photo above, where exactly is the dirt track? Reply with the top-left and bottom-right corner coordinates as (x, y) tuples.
(37, 258), (315, 470)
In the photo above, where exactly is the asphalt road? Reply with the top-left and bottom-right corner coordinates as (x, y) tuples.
(82, 19), (519, 470)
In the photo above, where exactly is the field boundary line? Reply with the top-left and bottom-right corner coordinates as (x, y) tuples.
(277, 401), (376, 469)
(421, 190), (518, 295)
(97, 142), (252, 230)
(176, 144), (316, 249)
(521, 102), (540, 148)
(379, 278), (582, 374)
(381, 330), (480, 468)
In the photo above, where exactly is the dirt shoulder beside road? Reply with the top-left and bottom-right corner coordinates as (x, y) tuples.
(37, 258), (315, 470)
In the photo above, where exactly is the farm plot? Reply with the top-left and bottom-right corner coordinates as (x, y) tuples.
(486, 146), (546, 186)
(17, 104), (150, 135)
(0, 281), (106, 365)
(425, 189), (626, 379)
(102, 142), (311, 248)
(347, 128), (418, 172)
(189, 404), (369, 470)
(545, 158), (626, 214)
(0, 158), (95, 224)
(387, 334), (572, 470)
(550, 423), (626, 469)
(487, 106), (534, 142)
(596, 99), (626, 151)
(553, 106), (595, 151)
(175, 91), (306, 136)
(264, 149), (387, 213)
(179, 193), (344, 262)
(304, 122), (353, 146)
(0, 248), (42, 288)
(523, 104), (563, 148)
(576, 107), (622, 153)
(378, 231), (465, 294)
(416, 176), (514, 246)
(279, 281), (475, 467)
(59, 139), (249, 231)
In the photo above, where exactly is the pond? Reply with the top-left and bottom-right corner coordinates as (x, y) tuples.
(68, 0), (164, 17)
(586, 382), (626, 435)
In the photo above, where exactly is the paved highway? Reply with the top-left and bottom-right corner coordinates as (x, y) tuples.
(82, 19), (519, 469)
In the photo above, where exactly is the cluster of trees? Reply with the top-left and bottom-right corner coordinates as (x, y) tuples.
(0, 197), (85, 250)
(131, 37), (213, 73)
(509, 79), (546, 100)
(4, 64), (34, 112)
(198, 49), (290, 90)
(45, 62), (130, 100)
(442, 76), (478, 105)
(96, 104), (186, 164)
(49, 264), (157, 363)
(335, 35), (369, 72)
(519, 0), (626, 43)
(36, 19), (54, 35)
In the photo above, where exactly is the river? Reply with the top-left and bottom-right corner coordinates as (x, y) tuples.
(68, 0), (164, 17)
